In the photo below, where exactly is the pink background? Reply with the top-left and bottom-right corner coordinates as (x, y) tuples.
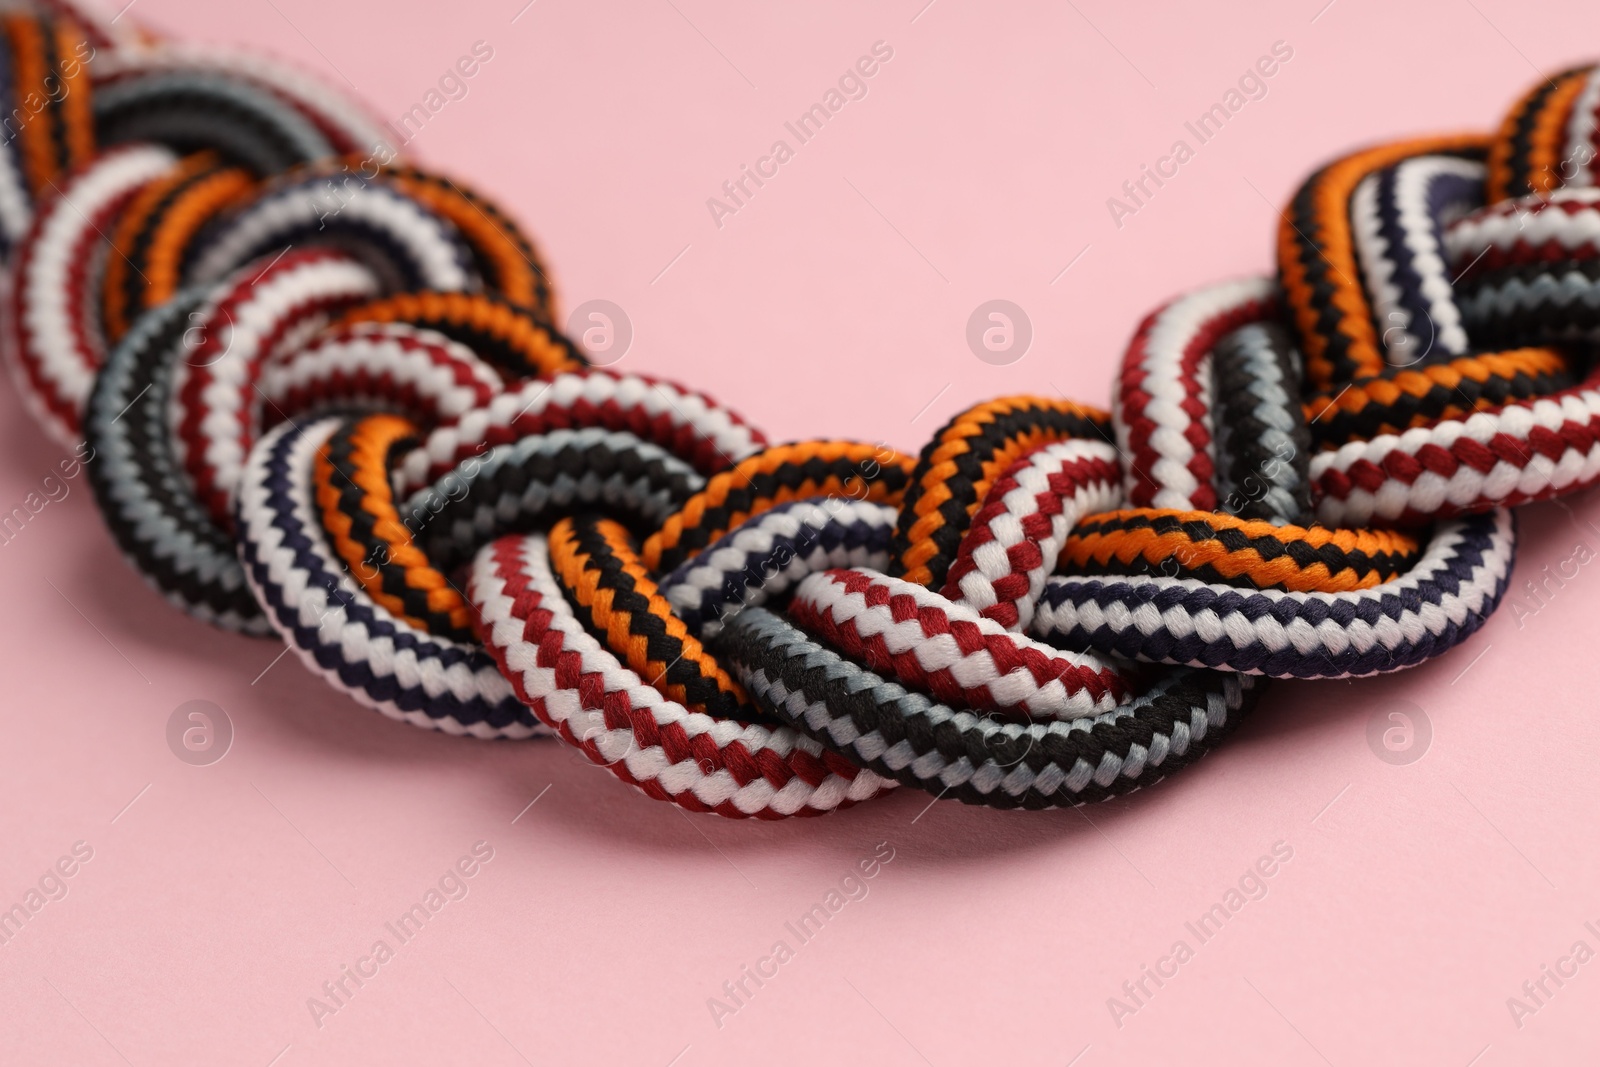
(3, 0), (1599, 1063)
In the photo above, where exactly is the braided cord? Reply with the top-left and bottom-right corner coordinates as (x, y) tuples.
(1060, 509), (1422, 593)
(893, 396), (1109, 587)
(470, 532), (891, 817)
(1487, 66), (1591, 202)
(643, 440), (915, 573)
(1210, 321), (1312, 524)
(380, 167), (552, 313)
(1303, 347), (1573, 446)
(1278, 134), (1488, 388)
(337, 291), (585, 379)
(102, 152), (257, 342)
(655, 496), (898, 638)
(316, 413), (473, 640)
(722, 607), (1258, 811)
(938, 439), (1122, 631)
(549, 516), (761, 722)
(2, 10), (1593, 821)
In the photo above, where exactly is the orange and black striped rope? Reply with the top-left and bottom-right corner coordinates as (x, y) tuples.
(1303, 346), (1573, 446)
(3, 13), (94, 199)
(549, 515), (764, 722)
(380, 165), (553, 315)
(337, 291), (584, 380)
(101, 151), (256, 342)
(890, 395), (1109, 589)
(1487, 65), (1591, 202)
(315, 412), (477, 641)
(1060, 508), (1424, 593)
(641, 440), (915, 574)
(1277, 133), (1489, 389)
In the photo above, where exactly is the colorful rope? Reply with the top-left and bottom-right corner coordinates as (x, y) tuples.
(722, 606), (1258, 811)
(3, 7), (1594, 818)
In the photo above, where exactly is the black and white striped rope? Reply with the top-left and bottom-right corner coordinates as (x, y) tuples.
(721, 606), (1259, 810)
(1210, 321), (1314, 525)
(399, 426), (705, 575)
(85, 288), (271, 632)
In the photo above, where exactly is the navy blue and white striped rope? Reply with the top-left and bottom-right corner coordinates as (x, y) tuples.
(237, 416), (542, 737)
(1032, 509), (1514, 678)
(187, 173), (477, 294)
(656, 497), (898, 639)
(1351, 153), (1485, 364)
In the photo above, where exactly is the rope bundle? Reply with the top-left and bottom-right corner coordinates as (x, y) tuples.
(5, 0), (1593, 816)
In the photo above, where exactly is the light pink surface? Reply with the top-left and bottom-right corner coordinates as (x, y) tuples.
(3, 0), (1600, 1063)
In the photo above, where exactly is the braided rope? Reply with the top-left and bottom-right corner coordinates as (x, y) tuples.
(1033, 511), (1514, 679)
(101, 151), (257, 341)
(657, 497), (898, 638)
(893, 396), (1108, 586)
(185, 173), (477, 294)
(398, 428), (703, 574)
(2, 8), (1593, 817)
(6, 143), (177, 447)
(87, 289), (269, 632)
(176, 251), (381, 526)
(1059, 509), (1422, 593)
(469, 532), (891, 817)
(1210, 321), (1312, 524)
(1115, 277), (1272, 512)
(644, 440), (915, 575)
(722, 607), (1258, 811)
(1350, 154), (1484, 363)
(334, 292), (583, 380)
(938, 439), (1121, 631)
(548, 516), (762, 722)
(238, 417), (539, 736)
(390, 370), (763, 492)
(1447, 189), (1600, 344)
(789, 568), (1131, 721)
(1278, 135), (1489, 388)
